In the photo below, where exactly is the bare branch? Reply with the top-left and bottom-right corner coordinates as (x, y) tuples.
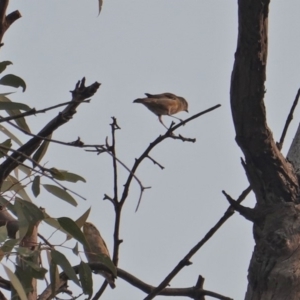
(144, 186), (252, 300)
(38, 264), (232, 300)
(88, 105), (221, 299)
(0, 78), (101, 186)
(111, 117), (120, 205)
(121, 104), (221, 211)
(147, 155), (165, 170)
(0, 1), (21, 45)
(0, 99), (90, 124)
(277, 88), (300, 150)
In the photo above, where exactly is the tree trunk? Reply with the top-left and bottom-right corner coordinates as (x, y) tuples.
(230, 0), (300, 299)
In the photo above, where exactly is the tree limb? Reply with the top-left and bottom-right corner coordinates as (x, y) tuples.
(38, 264), (233, 300)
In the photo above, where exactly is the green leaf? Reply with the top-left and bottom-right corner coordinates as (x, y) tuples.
(3, 264), (27, 300)
(0, 94), (31, 132)
(47, 169), (86, 183)
(32, 135), (51, 166)
(15, 198), (44, 225)
(2, 175), (32, 202)
(14, 265), (33, 295)
(49, 259), (58, 297)
(51, 249), (80, 287)
(1, 239), (18, 253)
(14, 200), (29, 240)
(72, 242), (79, 256)
(0, 101), (31, 111)
(43, 216), (69, 235)
(0, 124), (23, 146)
(0, 61), (12, 73)
(0, 196), (16, 215)
(0, 226), (7, 242)
(0, 138), (11, 159)
(0, 239), (18, 261)
(17, 164), (32, 176)
(57, 217), (88, 247)
(0, 74), (26, 92)
(32, 175), (40, 197)
(16, 247), (35, 258)
(79, 261), (93, 299)
(22, 259), (47, 280)
(43, 184), (77, 206)
(54, 170), (86, 183)
(67, 207), (91, 240)
(49, 168), (65, 180)
(8, 110), (30, 132)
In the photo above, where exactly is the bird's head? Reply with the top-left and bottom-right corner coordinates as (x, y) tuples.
(179, 97), (189, 113)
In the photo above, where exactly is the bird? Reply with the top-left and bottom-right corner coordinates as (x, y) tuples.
(83, 222), (116, 288)
(133, 92), (189, 129)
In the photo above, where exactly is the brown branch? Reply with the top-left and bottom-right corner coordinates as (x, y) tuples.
(93, 118), (122, 299)
(0, 0), (9, 25)
(147, 155), (165, 170)
(0, 290), (8, 300)
(277, 88), (300, 150)
(93, 118), (124, 299)
(0, 78), (100, 186)
(193, 276), (205, 300)
(230, 0), (298, 206)
(38, 264), (232, 300)
(222, 190), (255, 221)
(111, 117), (120, 205)
(144, 186), (252, 300)
(91, 281), (108, 300)
(117, 269), (232, 300)
(0, 0), (21, 45)
(93, 105), (220, 299)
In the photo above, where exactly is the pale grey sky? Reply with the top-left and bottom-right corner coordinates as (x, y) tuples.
(1, 1), (300, 299)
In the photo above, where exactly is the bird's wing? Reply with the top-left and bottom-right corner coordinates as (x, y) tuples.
(162, 93), (178, 100)
(145, 93), (177, 100)
(145, 93), (155, 98)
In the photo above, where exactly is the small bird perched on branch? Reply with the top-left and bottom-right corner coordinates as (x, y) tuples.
(133, 92), (189, 129)
(83, 222), (116, 288)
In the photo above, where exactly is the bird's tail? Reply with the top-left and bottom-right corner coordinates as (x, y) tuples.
(133, 98), (144, 103)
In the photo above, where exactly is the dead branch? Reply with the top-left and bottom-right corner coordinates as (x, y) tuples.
(0, 78), (100, 187)
(277, 88), (300, 150)
(38, 264), (233, 300)
(0, 1), (21, 45)
(0, 99), (90, 124)
(144, 186), (251, 299)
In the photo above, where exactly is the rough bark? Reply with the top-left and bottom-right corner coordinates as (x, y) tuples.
(230, 0), (300, 299)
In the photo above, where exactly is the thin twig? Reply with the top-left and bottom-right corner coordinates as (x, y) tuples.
(93, 118), (121, 299)
(0, 99), (90, 123)
(147, 155), (165, 170)
(277, 88), (300, 150)
(124, 104), (221, 211)
(91, 281), (108, 300)
(111, 117), (119, 204)
(90, 105), (221, 299)
(38, 233), (54, 248)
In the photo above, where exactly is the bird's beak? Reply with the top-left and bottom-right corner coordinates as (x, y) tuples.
(185, 109), (189, 113)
